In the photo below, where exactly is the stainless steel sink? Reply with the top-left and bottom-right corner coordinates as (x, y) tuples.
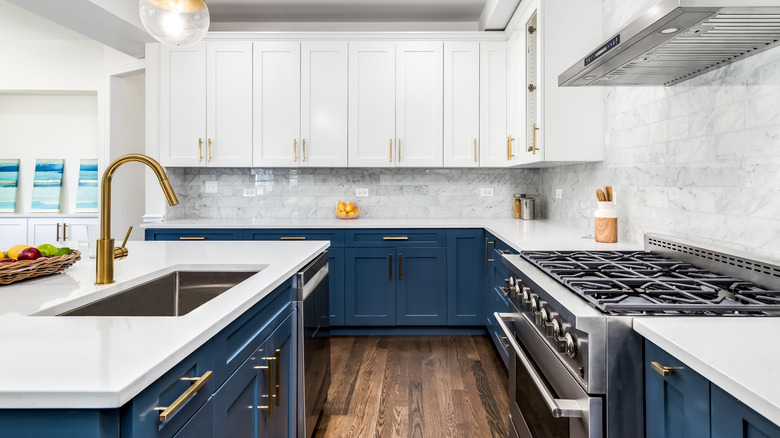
(59, 270), (258, 317)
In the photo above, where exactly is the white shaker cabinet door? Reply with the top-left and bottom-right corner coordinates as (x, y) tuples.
(443, 41), (480, 168)
(253, 42), (302, 167)
(348, 42), (396, 167)
(479, 41), (509, 167)
(160, 44), (207, 167)
(301, 42), (348, 167)
(0, 218), (27, 249)
(395, 42), (443, 167)
(206, 42), (253, 167)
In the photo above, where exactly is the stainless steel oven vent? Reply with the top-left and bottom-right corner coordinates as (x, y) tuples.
(559, 0), (780, 87)
(644, 233), (780, 290)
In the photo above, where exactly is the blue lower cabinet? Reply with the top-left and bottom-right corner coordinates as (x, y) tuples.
(0, 409), (119, 438)
(645, 340), (711, 438)
(711, 385), (780, 438)
(145, 229), (243, 241)
(173, 399), (213, 438)
(446, 229), (485, 326)
(345, 248), (396, 325)
(396, 247), (447, 325)
(327, 248), (345, 326)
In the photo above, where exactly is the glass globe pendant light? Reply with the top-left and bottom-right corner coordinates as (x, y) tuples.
(139, 0), (210, 47)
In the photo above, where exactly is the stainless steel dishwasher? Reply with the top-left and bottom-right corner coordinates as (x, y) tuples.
(295, 252), (330, 438)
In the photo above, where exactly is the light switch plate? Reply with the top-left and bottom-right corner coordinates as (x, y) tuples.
(356, 188), (369, 197)
(555, 188), (563, 199)
(480, 187), (495, 197)
(205, 181), (218, 194)
(243, 188), (257, 197)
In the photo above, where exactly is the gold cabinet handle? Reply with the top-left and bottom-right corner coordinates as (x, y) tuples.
(259, 355), (276, 418)
(532, 123), (540, 155)
(398, 253), (402, 280)
(389, 254), (392, 280)
(398, 138), (401, 162)
(157, 370), (213, 422)
(62, 223), (67, 241)
(274, 349), (281, 406)
(179, 236), (206, 240)
(198, 138), (203, 162)
(389, 139), (393, 162)
(507, 136), (515, 160)
(280, 237), (306, 240)
(383, 236), (409, 241)
(207, 138), (212, 162)
(302, 138), (306, 162)
(293, 138), (297, 162)
(56, 223), (60, 241)
(486, 239), (495, 265)
(651, 361), (677, 377)
(474, 138), (477, 162)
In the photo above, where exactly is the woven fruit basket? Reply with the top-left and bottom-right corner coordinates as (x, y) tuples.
(0, 250), (82, 286)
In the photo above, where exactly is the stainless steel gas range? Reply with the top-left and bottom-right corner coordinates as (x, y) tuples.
(495, 233), (780, 438)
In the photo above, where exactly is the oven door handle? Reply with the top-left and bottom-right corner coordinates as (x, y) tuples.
(494, 312), (584, 419)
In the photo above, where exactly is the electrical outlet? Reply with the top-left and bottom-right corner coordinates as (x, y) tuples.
(480, 187), (495, 197)
(243, 188), (257, 197)
(204, 181), (218, 194)
(356, 188), (369, 197)
(555, 188), (563, 199)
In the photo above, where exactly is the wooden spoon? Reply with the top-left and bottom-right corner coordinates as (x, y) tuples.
(605, 186), (613, 202)
(596, 188), (607, 202)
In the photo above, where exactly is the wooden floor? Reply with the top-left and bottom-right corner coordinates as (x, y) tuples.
(312, 335), (510, 438)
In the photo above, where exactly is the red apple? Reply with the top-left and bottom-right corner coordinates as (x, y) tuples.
(17, 247), (42, 261)
(0, 258), (16, 263)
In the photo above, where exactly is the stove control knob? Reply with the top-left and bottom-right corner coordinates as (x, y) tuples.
(565, 333), (578, 359)
(545, 317), (562, 338)
(521, 286), (532, 302)
(556, 323), (572, 353)
(528, 295), (540, 312)
(512, 283), (522, 299)
(508, 277), (515, 287)
(535, 306), (550, 326)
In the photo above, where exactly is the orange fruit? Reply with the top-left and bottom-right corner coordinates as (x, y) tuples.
(345, 202), (355, 213)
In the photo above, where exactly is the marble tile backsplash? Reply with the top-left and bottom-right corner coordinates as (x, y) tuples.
(539, 0), (780, 258)
(166, 168), (541, 220)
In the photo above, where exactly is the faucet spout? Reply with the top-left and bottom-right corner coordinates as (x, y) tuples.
(96, 153), (178, 284)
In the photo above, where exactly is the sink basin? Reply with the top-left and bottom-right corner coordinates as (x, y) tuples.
(59, 270), (258, 317)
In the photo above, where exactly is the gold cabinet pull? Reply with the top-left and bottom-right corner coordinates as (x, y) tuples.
(280, 237), (306, 240)
(274, 349), (281, 406)
(198, 138), (203, 162)
(388, 254), (393, 280)
(62, 223), (67, 241)
(302, 138), (306, 162)
(259, 355), (276, 418)
(389, 139), (393, 162)
(398, 253), (402, 280)
(157, 371), (213, 422)
(207, 138), (212, 162)
(507, 136), (515, 160)
(651, 361), (677, 377)
(474, 138), (477, 162)
(383, 236), (408, 241)
(179, 236), (206, 240)
(486, 239), (495, 265)
(56, 223), (60, 241)
(531, 123), (540, 155)
(398, 138), (401, 162)
(293, 138), (297, 162)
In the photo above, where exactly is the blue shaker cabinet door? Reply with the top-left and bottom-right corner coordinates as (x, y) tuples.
(711, 385), (780, 438)
(327, 248), (346, 326)
(446, 229), (485, 325)
(345, 247), (396, 325)
(396, 247), (447, 325)
(172, 399), (213, 438)
(645, 340), (711, 438)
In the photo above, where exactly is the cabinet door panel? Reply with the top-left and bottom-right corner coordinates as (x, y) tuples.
(396, 42), (443, 167)
(213, 350), (263, 438)
(328, 248), (346, 326)
(301, 42), (348, 167)
(173, 399), (213, 438)
(348, 42), (396, 167)
(345, 247), (396, 325)
(711, 385), (780, 438)
(265, 312), (296, 438)
(160, 44), (207, 167)
(396, 247), (447, 325)
(479, 41), (509, 167)
(447, 229), (484, 325)
(444, 42), (480, 167)
(253, 42), (301, 167)
(0, 218), (27, 249)
(27, 219), (60, 246)
(207, 42), (252, 167)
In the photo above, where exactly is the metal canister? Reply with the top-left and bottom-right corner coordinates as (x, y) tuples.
(513, 194), (525, 219)
(520, 197), (535, 220)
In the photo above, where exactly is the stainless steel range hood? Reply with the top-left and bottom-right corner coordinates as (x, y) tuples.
(559, 0), (780, 87)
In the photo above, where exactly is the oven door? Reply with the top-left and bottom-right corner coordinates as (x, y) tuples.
(495, 312), (603, 438)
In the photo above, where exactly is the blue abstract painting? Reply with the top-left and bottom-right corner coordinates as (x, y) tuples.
(0, 159), (20, 213)
(76, 159), (98, 213)
(31, 158), (64, 212)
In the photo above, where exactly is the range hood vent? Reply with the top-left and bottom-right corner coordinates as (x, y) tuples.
(559, 0), (780, 87)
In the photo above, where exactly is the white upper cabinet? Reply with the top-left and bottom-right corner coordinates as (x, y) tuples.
(479, 41), (509, 167)
(507, 0), (603, 166)
(253, 42), (301, 167)
(396, 42), (443, 167)
(160, 42), (252, 167)
(300, 42), (348, 167)
(443, 42), (480, 167)
(348, 42), (396, 167)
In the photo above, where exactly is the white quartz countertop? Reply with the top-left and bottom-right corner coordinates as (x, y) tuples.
(635, 318), (780, 425)
(141, 218), (643, 252)
(0, 240), (328, 409)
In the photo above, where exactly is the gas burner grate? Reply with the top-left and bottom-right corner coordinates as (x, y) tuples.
(522, 250), (780, 315)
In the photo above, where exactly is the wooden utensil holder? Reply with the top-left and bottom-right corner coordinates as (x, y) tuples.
(594, 201), (617, 243)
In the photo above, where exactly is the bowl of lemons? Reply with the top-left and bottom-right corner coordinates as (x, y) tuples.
(336, 201), (360, 219)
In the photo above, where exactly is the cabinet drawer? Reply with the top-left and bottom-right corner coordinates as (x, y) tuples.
(346, 229), (446, 247)
(145, 228), (244, 241)
(121, 342), (215, 438)
(243, 229), (344, 247)
(212, 281), (294, 388)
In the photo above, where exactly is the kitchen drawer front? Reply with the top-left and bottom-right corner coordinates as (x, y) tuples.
(243, 229), (345, 247)
(145, 228), (244, 241)
(120, 341), (215, 438)
(212, 281), (294, 388)
(345, 229), (446, 247)
(486, 286), (509, 367)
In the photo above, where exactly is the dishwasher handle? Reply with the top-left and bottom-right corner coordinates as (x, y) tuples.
(295, 251), (329, 301)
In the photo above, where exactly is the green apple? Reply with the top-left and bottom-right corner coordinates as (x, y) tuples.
(37, 243), (57, 257)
